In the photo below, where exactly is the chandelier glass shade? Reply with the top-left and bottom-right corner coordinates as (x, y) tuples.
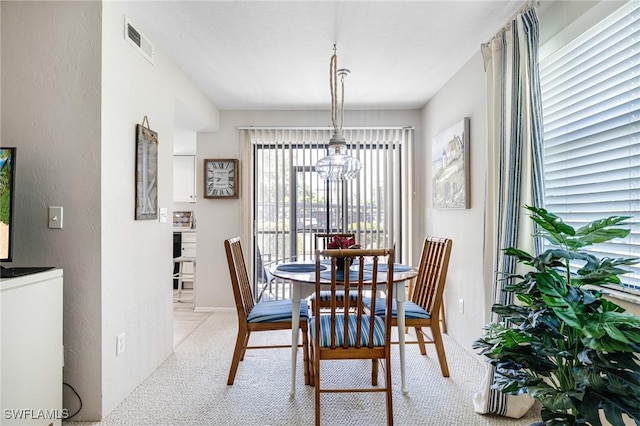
(315, 46), (362, 181)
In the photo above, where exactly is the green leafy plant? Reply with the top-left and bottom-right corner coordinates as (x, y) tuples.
(473, 206), (640, 425)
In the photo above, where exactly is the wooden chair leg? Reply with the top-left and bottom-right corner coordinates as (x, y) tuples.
(314, 355), (321, 426)
(431, 323), (450, 377)
(301, 325), (310, 385)
(440, 303), (447, 334)
(308, 343), (315, 385)
(385, 355), (394, 426)
(415, 327), (427, 355)
(371, 359), (379, 386)
(227, 329), (248, 385)
(239, 331), (250, 361)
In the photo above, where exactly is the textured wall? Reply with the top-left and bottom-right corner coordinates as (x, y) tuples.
(1, 0), (103, 418)
(420, 51), (488, 358)
(101, 1), (218, 418)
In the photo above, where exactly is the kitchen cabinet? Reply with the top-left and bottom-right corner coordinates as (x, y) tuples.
(173, 155), (196, 203)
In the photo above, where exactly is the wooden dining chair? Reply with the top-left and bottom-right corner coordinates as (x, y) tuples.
(224, 237), (310, 385)
(309, 232), (359, 312)
(365, 236), (452, 377)
(310, 248), (395, 426)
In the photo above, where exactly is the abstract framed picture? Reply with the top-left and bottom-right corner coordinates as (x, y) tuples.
(432, 117), (470, 209)
(135, 123), (159, 220)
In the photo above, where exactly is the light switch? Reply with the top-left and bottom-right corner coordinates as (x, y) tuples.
(49, 206), (63, 229)
(159, 207), (168, 223)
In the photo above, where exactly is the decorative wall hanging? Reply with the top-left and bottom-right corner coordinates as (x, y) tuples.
(135, 116), (158, 220)
(204, 158), (239, 199)
(432, 117), (470, 209)
(172, 210), (193, 228)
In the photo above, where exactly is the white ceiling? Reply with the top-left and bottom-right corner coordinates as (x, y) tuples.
(123, 0), (525, 111)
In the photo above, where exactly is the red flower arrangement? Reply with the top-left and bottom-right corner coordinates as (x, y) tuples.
(327, 235), (358, 249)
(327, 235), (360, 270)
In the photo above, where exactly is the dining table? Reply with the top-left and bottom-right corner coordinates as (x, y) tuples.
(270, 258), (418, 396)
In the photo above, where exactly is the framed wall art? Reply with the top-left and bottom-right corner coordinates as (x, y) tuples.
(432, 117), (470, 209)
(204, 158), (239, 199)
(172, 210), (193, 228)
(135, 118), (159, 220)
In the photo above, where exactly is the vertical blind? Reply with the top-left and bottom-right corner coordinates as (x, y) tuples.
(539, 1), (640, 292)
(243, 127), (413, 299)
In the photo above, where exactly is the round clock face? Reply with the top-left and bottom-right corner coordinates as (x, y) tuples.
(205, 160), (237, 198)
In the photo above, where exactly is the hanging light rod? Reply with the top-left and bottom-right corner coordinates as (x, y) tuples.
(315, 44), (362, 181)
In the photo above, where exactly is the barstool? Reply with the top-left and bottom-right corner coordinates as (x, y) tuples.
(173, 256), (196, 302)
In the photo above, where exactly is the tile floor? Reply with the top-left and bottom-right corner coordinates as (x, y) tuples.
(173, 289), (212, 347)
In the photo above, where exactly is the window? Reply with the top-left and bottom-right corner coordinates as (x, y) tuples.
(243, 127), (413, 300)
(539, 1), (640, 293)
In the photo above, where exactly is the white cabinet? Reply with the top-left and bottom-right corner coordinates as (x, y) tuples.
(180, 232), (196, 288)
(173, 155), (196, 203)
(181, 231), (197, 258)
(1, 269), (63, 425)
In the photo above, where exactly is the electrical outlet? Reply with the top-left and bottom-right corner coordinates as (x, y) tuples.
(458, 299), (464, 314)
(116, 332), (126, 356)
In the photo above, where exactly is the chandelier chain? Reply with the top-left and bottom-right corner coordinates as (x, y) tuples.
(329, 44), (346, 134)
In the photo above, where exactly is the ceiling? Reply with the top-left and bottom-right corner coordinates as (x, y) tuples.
(124, 1), (525, 111)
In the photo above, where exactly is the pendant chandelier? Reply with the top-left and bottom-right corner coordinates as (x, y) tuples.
(315, 45), (362, 181)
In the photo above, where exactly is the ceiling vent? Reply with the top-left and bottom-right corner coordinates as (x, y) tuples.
(124, 17), (155, 64)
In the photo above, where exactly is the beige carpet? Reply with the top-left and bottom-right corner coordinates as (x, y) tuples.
(64, 311), (541, 425)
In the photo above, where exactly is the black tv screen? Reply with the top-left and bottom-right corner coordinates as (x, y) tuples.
(0, 147), (16, 262)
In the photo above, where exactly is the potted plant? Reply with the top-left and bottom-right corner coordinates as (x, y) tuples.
(473, 206), (640, 425)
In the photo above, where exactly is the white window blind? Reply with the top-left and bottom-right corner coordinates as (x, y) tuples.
(243, 127), (413, 300)
(539, 1), (640, 292)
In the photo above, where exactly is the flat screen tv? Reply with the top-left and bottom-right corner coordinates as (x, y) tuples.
(0, 147), (53, 278)
(0, 147), (16, 263)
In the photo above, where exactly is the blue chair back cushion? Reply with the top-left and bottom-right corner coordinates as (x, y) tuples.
(310, 314), (386, 347)
(363, 297), (431, 319)
(247, 299), (309, 323)
(309, 290), (359, 302)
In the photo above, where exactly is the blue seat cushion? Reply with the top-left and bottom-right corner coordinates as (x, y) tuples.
(247, 299), (309, 323)
(362, 297), (431, 319)
(309, 314), (386, 347)
(309, 290), (359, 302)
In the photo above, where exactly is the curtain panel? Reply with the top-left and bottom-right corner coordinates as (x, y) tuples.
(474, 6), (545, 418)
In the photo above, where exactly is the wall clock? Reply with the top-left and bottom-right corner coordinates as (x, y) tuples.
(204, 159), (239, 199)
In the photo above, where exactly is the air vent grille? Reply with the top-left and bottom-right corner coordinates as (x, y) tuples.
(124, 17), (154, 64)
(127, 24), (141, 47)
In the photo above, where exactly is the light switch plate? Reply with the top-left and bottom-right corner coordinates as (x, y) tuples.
(48, 206), (63, 229)
(159, 207), (168, 223)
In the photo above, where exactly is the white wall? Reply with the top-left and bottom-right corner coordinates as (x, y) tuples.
(101, 1), (218, 417)
(2, 1), (219, 420)
(195, 109), (422, 310)
(420, 51), (488, 356)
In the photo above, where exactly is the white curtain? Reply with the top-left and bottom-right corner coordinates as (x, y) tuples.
(474, 6), (545, 418)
